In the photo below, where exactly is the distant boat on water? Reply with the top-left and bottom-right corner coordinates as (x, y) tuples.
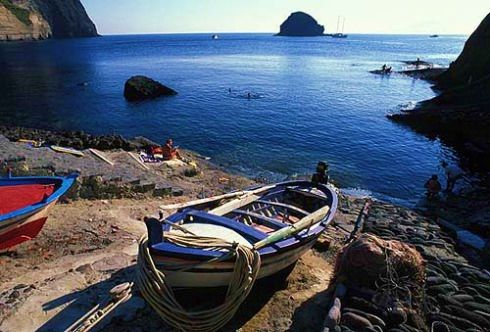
(429, 34), (439, 38)
(332, 16), (348, 38)
(212, 34), (219, 40)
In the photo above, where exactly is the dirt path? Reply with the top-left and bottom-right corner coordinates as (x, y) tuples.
(0, 198), (156, 331)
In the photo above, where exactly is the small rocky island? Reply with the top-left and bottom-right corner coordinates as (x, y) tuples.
(124, 76), (177, 102)
(276, 11), (325, 37)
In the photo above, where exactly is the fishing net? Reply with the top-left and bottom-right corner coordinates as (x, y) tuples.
(333, 233), (425, 289)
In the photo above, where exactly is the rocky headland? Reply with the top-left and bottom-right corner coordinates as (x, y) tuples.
(389, 12), (490, 169)
(276, 11), (325, 37)
(0, 0), (97, 41)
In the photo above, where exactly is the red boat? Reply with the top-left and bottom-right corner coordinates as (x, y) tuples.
(0, 174), (77, 251)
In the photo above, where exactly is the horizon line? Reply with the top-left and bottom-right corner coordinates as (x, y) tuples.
(98, 31), (469, 37)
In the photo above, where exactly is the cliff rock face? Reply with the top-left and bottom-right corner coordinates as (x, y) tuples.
(277, 12), (325, 37)
(389, 12), (490, 169)
(0, 0), (97, 41)
(436, 13), (490, 89)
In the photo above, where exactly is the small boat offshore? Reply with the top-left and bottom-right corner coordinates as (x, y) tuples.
(144, 180), (338, 288)
(0, 174), (77, 251)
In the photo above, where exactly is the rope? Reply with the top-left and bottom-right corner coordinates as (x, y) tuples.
(68, 203), (328, 331)
(136, 233), (261, 332)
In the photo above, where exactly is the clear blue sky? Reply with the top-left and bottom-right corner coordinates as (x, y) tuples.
(82, 0), (490, 35)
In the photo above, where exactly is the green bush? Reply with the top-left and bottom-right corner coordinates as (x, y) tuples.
(0, 0), (32, 26)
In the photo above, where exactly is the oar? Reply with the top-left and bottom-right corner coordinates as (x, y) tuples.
(254, 205), (330, 249)
(209, 193), (261, 216)
(128, 152), (149, 170)
(89, 148), (114, 166)
(159, 184), (276, 211)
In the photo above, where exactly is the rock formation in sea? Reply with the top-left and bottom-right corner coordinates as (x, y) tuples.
(276, 12), (325, 37)
(124, 76), (178, 102)
(389, 12), (490, 169)
(0, 0), (98, 41)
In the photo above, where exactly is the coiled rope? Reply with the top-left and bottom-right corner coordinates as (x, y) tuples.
(136, 233), (261, 332)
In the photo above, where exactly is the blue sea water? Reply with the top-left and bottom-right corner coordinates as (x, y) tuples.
(0, 33), (467, 205)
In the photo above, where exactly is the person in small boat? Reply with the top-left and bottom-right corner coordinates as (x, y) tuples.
(247, 92), (251, 99)
(381, 64), (387, 71)
(161, 138), (182, 161)
(424, 175), (441, 199)
(312, 161), (329, 185)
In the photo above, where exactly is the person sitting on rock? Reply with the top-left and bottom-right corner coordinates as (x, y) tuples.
(161, 138), (182, 161)
(424, 175), (442, 199)
(312, 161), (329, 186)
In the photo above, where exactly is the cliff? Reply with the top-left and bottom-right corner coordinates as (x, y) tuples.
(436, 13), (490, 89)
(389, 12), (490, 171)
(277, 12), (325, 37)
(0, 0), (97, 41)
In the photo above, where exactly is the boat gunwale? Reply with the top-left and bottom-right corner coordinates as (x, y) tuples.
(0, 174), (78, 223)
(150, 181), (338, 261)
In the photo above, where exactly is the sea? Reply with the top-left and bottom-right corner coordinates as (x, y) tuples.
(0, 33), (468, 205)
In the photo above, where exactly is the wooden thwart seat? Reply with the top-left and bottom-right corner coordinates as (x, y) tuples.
(255, 199), (309, 216)
(233, 209), (286, 230)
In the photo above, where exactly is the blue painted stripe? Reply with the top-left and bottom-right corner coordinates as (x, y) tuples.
(0, 174), (78, 223)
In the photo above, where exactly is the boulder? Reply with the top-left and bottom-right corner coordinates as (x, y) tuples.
(124, 76), (177, 102)
(333, 234), (425, 288)
(276, 12), (325, 37)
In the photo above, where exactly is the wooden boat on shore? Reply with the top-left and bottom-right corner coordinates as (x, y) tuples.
(145, 181), (338, 288)
(0, 174), (77, 251)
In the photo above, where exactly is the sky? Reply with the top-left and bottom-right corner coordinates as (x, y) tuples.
(82, 0), (490, 35)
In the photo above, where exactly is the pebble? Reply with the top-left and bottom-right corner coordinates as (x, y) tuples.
(13, 284), (28, 290)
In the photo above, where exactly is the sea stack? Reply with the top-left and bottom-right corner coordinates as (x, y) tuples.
(124, 76), (177, 102)
(276, 12), (325, 37)
(0, 0), (98, 41)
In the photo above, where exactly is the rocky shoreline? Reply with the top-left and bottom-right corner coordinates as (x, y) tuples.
(0, 125), (137, 151)
(1, 128), (489, 331)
